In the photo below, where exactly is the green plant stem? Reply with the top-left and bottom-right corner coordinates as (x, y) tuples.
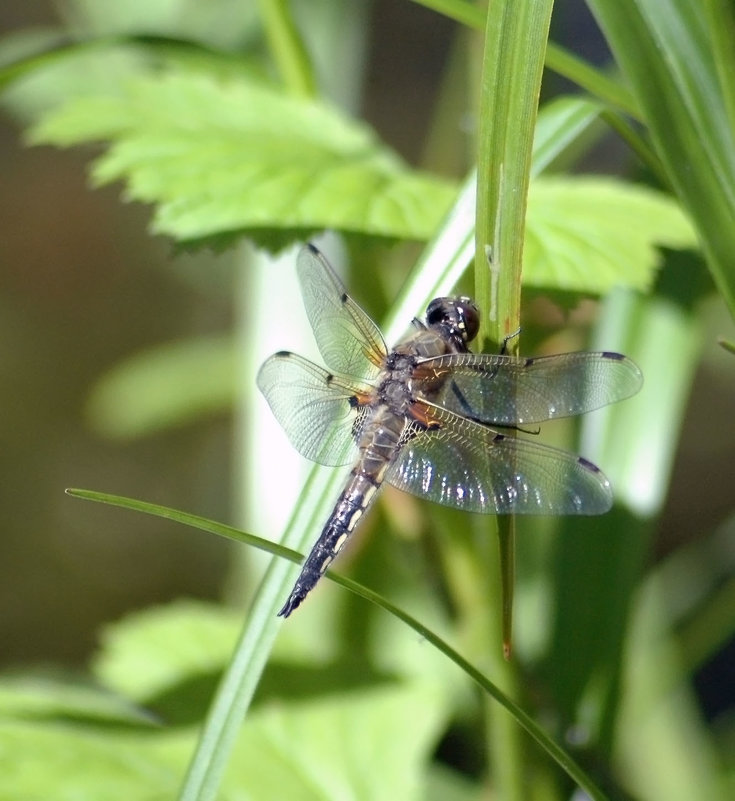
(472, 0), (554, 797)
(544, 41), (637, 115)
(598, 108), (669, 185)
(475, 2), (551, 338)
(258, 0), (316, 96)
(588, 0), (735, 318)
(703, 0), (735, 146)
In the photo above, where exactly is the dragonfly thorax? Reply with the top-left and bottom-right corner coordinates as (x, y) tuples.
(379, 377), (413, 413)
(378, 352), (418, 414)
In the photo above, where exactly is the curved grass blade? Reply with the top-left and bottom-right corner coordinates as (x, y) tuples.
(66, 487), (610, 801)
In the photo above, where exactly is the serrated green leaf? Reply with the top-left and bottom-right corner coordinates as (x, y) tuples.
(29, 71), (456, 247)
(524, 177), (698, 293)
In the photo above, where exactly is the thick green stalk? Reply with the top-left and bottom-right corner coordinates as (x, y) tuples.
(473, 1), (555, 798)
(257, 0), (316, 97)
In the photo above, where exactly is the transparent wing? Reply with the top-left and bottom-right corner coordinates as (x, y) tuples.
(418, 351), (642, 425)
(386, 401), (613, 515)
(297, 244), (387, 380)
(257, 351), (370, 467)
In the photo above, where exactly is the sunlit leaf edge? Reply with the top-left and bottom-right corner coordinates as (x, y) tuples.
(28, 70), (457, 245)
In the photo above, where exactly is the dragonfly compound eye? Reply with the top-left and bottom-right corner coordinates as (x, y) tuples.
(455, 298), (480, 343)
(426, 297), (480, 344)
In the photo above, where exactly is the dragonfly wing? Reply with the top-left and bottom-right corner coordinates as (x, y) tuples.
(420, 351), (642, 425)
(297, 244), (388, 380)
(386, 401), (613, 515)
(257, 351), (369, 467)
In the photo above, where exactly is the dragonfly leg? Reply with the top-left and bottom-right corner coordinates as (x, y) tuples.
(500, 327), (522, 355)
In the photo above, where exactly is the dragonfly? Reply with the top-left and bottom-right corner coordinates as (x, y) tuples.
(258, 244), (643, 617)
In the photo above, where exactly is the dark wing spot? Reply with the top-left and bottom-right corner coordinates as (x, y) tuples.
(600, 351), (625, 361)
(275, 350), (293, 358)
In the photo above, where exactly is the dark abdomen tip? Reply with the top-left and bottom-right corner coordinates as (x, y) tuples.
(277, 591), (305, 618)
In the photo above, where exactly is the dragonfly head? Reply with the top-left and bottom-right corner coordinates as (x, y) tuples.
(425, 296), (480, 349)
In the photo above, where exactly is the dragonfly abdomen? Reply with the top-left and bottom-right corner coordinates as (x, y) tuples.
(278, 407), (410, 617)
(277, 469), (383, 617)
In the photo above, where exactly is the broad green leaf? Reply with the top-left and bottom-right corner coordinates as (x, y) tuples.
(0, 35), (148, 119)
(0, 720), (192, 801)
(29, 71), (457, 248)
(230, 683), (448, 801)
(0, 676), (154, 726)
(92, 600), (241, 703)
(59, 0), (257, 48)
(86, 335), (236, 438)
(0, 676), (447, 801)
(524, 177), (698, 293)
